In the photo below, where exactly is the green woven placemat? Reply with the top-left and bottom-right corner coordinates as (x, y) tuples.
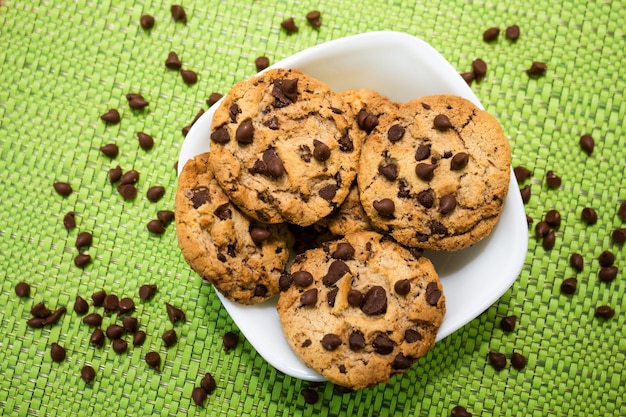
(1, 1), (624, 416)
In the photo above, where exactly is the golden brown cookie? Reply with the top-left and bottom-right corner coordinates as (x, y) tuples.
(358, 95), (511, 251)
(175, 152), (293, 304)
(276, 231), (445, 389)
(208, 68), (361, 227)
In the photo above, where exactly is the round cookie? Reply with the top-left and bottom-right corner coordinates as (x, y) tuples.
(175, 152), (293, 304)
(276, 231), (445, 389)
(358, 95), (511, 251)
(208, 68), (361, 227)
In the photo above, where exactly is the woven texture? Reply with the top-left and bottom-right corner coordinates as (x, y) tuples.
(1, 0), (625, 416)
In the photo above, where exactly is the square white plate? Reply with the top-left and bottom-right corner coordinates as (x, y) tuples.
(178, 31), (528, 382)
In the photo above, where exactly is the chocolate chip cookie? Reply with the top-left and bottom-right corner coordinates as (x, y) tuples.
(358, 95), (511, 251)
(175, 152), (293, 304)
(276, 231), (445, 389)
(208, 68), (361, 226)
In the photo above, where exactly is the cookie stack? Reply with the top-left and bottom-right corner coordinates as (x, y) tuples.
(175, 68), (511, 389)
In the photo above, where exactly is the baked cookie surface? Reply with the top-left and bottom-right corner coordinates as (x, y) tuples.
(315, 180), (374, 237)
(358, 95), (511, 251)
(208, 68), (361, 226)
(276, 231), (445, 389)
(175, 152), (293, 304)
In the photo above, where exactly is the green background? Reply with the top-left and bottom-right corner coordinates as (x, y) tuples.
(1, 1), (624, 416)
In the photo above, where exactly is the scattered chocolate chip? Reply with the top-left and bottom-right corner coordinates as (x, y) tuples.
(90, 328), (105, 348)
(301, 388), (319, 404)
(280, 17), (298, 33)
(545, 210), (561, 229)
(513, 166), (532, 183)
(133, 330), (147, 347)
(500, 315), (517, 332)
(488, 351), (506, 371)
(527, 61), (547, 76)
(147, 219), (165, 234)
(136, 132), (154, 150)
(165, 51), (182, 70)
(425, 282), (442, 306)
(103, 294), (119, 312)
(180, 69), (198, 85)
(74, 253), (91, 268)
(118, 298), (135, 315)
(139, 284), (157, 300)
(53, 182), (72, 197)
(162, 329), (177, 348)
(223, 331), (239, 351)
(157, 210), (175, 226)
(483, 26), (500, 42)
(598, 250), (615, 267)
(106, 324), (125, 340)
(460, 72), (475, 85)
(560, 277), (577, 295)
(511, 352), (527, 370)
(128, 95), (149, 110)
(300, 288), (318, 306)
(30, 303), (50, 319)
(200, 372), (217, 394)
(75, 231), (92, 250)
(439, 194), (457, 214)
(63, 211), (76, 230)
(207, 92), (223, 107)
(612, 228), (626, 245)
(192, 386), (207, 406)
(579, 134), (594, 155)
(394, 279), (411, 296)
(387, 124), (405, 142)
(146, 186), (165, 203)
(595, 305), (615, 319)
(332, 242), (354, 260)
(433, 114), (453, 130)
(100, 109), (120, 124)
(451, 405), (472, 417)
(357, 108), (379, 133)
(598, 266), (618, 283)
(121, 316), (138, 334)
(73, 295), (89, 315)
(108, 166), (122, 184)
(26, 317), (46, 328)
(520, 185), (531, 204)
(545, 170), (561, 188)
(91, 290), (106, 306)
(392, 353), (414, 370)
(416, 163), (437, 181)
(99, 143), (119, 158)
(118, 184), (138, 200)
(15, 282), (30, 298)
(83, 312), (103, 327)
(581, 207), (598, 225)
(41, 306), (66, 326)
(619, 201), (626, 221)
(81, 365), (96, 383)
(292, 271), (314, 287)
(139, 14), (154, 30)
(472, 58), (487, 80)
(145, 351), (161, 370)
(306, 10), (322, 28)
(570, 253), (584, 272)
(170, 4), (187, 23)
(450, 152), (469, 170)
(542, 230), (556, 250)
(255, 56), (270, 72)
(372, 334), (394, 355)
(321, 333), (342, 351)
(112, 338), (128, 354)
(165, 303), (185, 324)
(50, 343), (66, 362)
(361, 286), (387, 315)
(505, 24), (520, 41)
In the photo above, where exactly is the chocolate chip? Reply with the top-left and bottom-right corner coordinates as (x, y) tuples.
(430, 220), (448, 235)
(186, 186), (209, 209)
(433, 114), (453, 130)
(373, 198), (395, 217)
(319, 184), (337, 201)
(74, 253), (91, 268)
(50, 343), (66, 362)
(180, 69), (198, 85)
(63, 211), (76, 230)
(157, 210), (175, 226)
(117, 184), (137, 200)
(41, 306), (66, 326)
(321, 334), (342, 351)
(100, 143), (119, 158)
(322, 260), (350, 287)
(254, 56), (270, 72)
(536, 220), (550, 238)
(378, 163), (398, 181)
(192, 387), (207, 406)
(27, 317), (46, 328)
(111, 338), (128, 354)
(118, 298), (135, 315)
(505, 24), (520, 40)
(404, 329), (422, 343)
(612, 228), (626, 245)
(460, 72), (475, 85)
(387, 124), (405, 142)
(280, 17), (298, 33)
(81, 365), (96, 383)
(165, 51), (182, 70)
(392, 353), (414, 370)
(527, 61), (547, 76)
(579, 134), (594, 154)
(145, 351), (161, 370)
(598, 250), (615, 267)
(170, 4), (187, 23)
(91, 290), (106, 306)
(278, 273), (293, 291)
(348, 331), (365, 351)
(127, 94), (149, 110)
(83, 312), (102, 327)
(103, 294), (119, 313)
(106, 324), (125, 340)
(450, 152), (469, 170)
(232, 120), (254, 145)
(73, 296), (89, 315)
(361, 286), (387, 315)
(146, 186), (165, 203)
(451, 405), (472, 417)
(293, 271), (314, 288)
(357, 108), (379, 133)
(581, 207), (598, 225)
(15, 282), (30, 298)
(347, 290), (363, 307)
(300, 288), (318, 306)
(119, 316), (138, 334)
(372, 334), (394, 355)
(439, 194), (457, 214)
(560, 277), (577, 295)
(415, 163), (436, 181)
(417, 189), (435, 208)
(511, 352), (527, 370)
(200, 373), (217, 393)
(301, 388), (319, 404)
(249, 227), (271, 245)
(542, 230), (556, 250)
(500, 315), (517, 332)
(514, 166), (532, 183)
(520, 185), (531, 204)
(394, 279), (411, 296)
(119, 168), (139, 184)
(100, 109), (120, 124)
(264, 115), (279, 130)
(27, 304), (49, 321)
(223, 331), (239, 351)
(472, 58), (487, 80)
(570, 253), (584, 272)
(312, 140), (331, 161)
(306, 10), (322, 28)
(133, 330), (147, 347)
(90, 328), (105, 348)
(162, 329), (177, 348)
(488, 351), (506, 371)
(338, 132), (354, 151)
(75, 231), (92, 250)
(166, 303), (185, 324)
(595, 305), (615, 319)
(326, 287), (338, 307)
(619, 201), (626, 221)
(332, 242), (354, 260)
(260, 147), (285, 178)
(207, 92), (223, 107)
(599, 266), (618, 283)
(545, 170), (561, 188)
(483, 26), (500, 42)
(53, 182), (72, 196)
(139, 284), (157, 300)
(545, 209), (561, 229)
(425, 282), (442, 306)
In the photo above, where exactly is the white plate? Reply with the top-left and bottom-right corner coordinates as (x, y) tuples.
(178, 31), (528, 382)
